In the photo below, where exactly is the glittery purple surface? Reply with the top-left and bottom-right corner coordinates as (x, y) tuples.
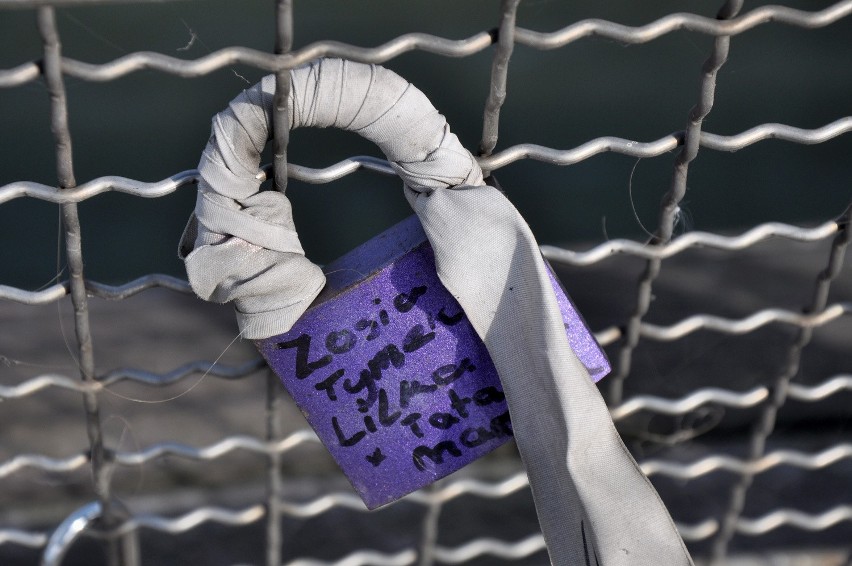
(256, 219), (609, 509)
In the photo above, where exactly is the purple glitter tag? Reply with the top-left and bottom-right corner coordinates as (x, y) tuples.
(256, 216), (609, 509)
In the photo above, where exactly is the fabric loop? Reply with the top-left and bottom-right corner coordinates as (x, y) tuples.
(180, 57), (692, 566)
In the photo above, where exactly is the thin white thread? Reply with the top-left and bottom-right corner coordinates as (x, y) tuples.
(177, 21), (199, 52)
(102, 329), (246, 404)
(323, 266), (370, 281)
(100, 414), (145, 497)
(627, 157), (655, 240)
(672, 203), (693, 236)
(1, 209), (77, 373)
(176, 16), (250, 85)
(62, 12), (127, 55)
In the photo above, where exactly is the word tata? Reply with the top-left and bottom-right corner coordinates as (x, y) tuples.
(276, 285), (513, 472)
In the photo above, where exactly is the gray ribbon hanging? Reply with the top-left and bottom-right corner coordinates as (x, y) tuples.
(179, 58), (693, 566)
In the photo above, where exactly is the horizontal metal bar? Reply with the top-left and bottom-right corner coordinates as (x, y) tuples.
(100, 357), (265, 387)
(0, 281), (69, 304)
(9, 371), (846, 477)
(0, 32), (493, 88)
(610, 386), (768, 420)
(514, 1), (852, 49)
(0, 528), (49, 549)
(702, 117), (852, 151)
(322, 524), (717, 565)
(0, 274), (191, 305)
(18, 504), (843, 559)
(593, 326), (622, 347)
(278, 472), (531, 518)
(274, 492), (725, 545)
(478, 118), (851, 170)
(642, 443), (852, 480)
(409, 471), (530, 503)
(596, 302), (850, 346)
(0, 373), (101, 399)
(87, 275), (192, 298)
(279, 493), (366, 519)
(0, 452), (88, 478)
(677, 519), (720, 542)
(0, 61), (39, 87)
(0, 171), (198, 205)
(641, 302), (850, 341)
(0, 359), (263, 400)
(115, 431), (320, 465)
(0, 519), (720, 555)
(280, 521), (719, 565)
(2, 2), (847, 86)
(36, 504), (263, 554)
(9, 366), (848, 476)
(432, 534), (546, 563)
(285, 549), (417, 566)
(477, 134), (680, 170)
(0, 520), (718, 552)
(1, 117), (846, 210)
(0, 431), (319, 478)
(287, 156), (396, 183)
(542, 219), (839, 265)
(0, 0), (189, 9)
(120, 505), (266, 536)
(3, 458), (526, 518)
(7, 436), (535, 490)
(736, 505), (852, 535)
(788, 374), (852, 401)
(5, 333), (843, 403)
(4, 349), (845, 406)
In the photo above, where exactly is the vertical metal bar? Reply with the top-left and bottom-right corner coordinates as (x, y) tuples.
(38, 8), (75, 192)
(608, 257), (659, 405)
(37, 8), (139, 566)
(266, 3), (293, 564)
(653, 0), (743, 245)
(479, 0), (520, 174)
(36, 8), (137, 566)
(608, 0), (743, 406)
(711, 204), (851, 564)
(265, 370), (284, 566)
(273, 0), (293, 194)
(416, 481), (444, 566)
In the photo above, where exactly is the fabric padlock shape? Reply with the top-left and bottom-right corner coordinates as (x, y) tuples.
(180, 59), (693, 566)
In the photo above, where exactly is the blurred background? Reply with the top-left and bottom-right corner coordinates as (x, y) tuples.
(1, 1), (850, 565)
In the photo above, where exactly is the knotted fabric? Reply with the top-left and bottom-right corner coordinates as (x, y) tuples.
(180, 58), (693, 566)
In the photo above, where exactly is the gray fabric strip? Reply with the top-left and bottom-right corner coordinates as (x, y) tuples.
(195, 192), (305, 254)
(180, 58), (693, 566)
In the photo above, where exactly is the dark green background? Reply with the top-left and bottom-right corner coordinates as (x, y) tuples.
(1, 0), (850, 289)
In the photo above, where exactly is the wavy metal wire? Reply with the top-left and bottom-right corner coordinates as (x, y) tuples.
(0, 216), (842, 306)
(642, 443), (852, 480)
(1, 0), (851, 565)
(1, 118), (850, 207)
(4, 368), (850, 480)
(11, 500), (850, 558)
(1, 1), (850, 87)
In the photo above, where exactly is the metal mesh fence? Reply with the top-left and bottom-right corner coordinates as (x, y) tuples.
(1, 0), (851, 564)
